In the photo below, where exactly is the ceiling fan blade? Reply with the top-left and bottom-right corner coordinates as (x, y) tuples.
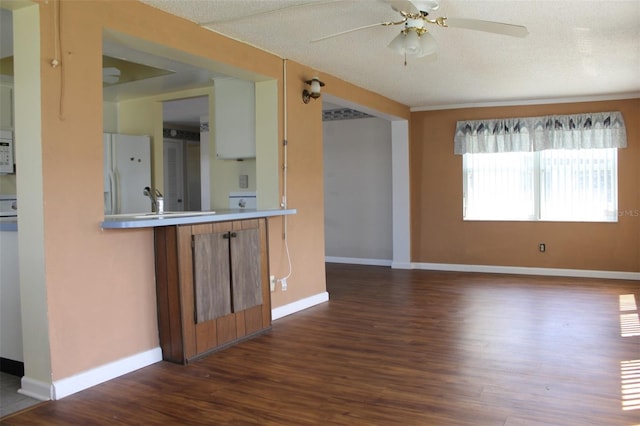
(381, 0), (420, 14)
(198, 0), (341, 26)
(445, 17), (529, 38)
(311, 22), (396, 43)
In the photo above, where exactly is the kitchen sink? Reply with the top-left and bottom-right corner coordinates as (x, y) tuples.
(134, 211), (216, 219)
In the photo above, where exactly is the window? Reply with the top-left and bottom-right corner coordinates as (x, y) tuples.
(463, 148), (618, 222)
(463, 151), (535, 221)
(539, 148), (617, 221)
(455, 111), (626, 223)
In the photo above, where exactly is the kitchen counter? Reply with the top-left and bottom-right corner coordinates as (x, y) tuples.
(101, 208), (296, 229)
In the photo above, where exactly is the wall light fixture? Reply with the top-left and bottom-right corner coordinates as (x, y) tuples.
(302, 77), (325, 104)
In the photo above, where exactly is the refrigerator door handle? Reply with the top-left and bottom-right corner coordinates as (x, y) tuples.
(108, 170), (116, 215)
(114, 168), (121, 214)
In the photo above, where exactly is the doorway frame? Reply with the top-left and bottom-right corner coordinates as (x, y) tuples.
(322, 94), (411, 269)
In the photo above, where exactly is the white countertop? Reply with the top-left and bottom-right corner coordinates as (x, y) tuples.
(101, 208), (297, 229)
(1, 209), (296, 232)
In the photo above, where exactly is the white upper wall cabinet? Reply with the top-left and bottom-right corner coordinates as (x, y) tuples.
(214, 79), (256, 160)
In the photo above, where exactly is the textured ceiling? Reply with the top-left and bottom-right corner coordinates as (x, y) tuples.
(141, 0), (640, 109)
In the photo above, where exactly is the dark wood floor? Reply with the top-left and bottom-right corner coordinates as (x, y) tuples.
(4, 264), (640, 425)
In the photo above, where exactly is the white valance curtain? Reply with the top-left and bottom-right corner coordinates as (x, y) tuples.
(454, 111), (627, 154)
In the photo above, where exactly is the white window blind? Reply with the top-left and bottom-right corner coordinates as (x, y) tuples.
(463, 152), (535, 221)
(457, 111), (625, 223)
(540, 148), (617, 221)
(463, 148), (618, 222)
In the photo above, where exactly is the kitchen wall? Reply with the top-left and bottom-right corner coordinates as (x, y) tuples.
(17, 0), (409, 395)
(116, 86), (261, 210)
(323, 116), (392, 263)
(103, 100), (118, 133)
(0, 172), (15, 194)
(410, 98), (640, 272)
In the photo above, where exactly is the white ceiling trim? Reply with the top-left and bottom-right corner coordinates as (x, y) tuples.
(411, 92), (640, 112)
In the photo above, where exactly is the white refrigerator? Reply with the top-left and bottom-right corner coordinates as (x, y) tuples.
(104, 133), (152, 214)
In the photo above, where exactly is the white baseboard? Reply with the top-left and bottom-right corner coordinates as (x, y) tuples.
(325, 256), (392, 267)
(413, 262), (640, 280)
(325, 257), (411, 269)
(272, 291), (329, 320)
(391, 261), (412, 269)
(50, 347), (163, 400)
(19, 376), (52, 401)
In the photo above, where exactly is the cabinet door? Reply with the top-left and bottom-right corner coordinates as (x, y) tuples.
(231, 228), (263, 312)
(214, 78), (256, 159)
(193, 231), (231, 322)
(155, 220), (270, 364)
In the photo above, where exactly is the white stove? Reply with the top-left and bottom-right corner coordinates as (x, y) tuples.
(0, 195), (17, 217)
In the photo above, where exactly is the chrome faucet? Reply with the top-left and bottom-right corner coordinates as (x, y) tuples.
(143, 187), (164, 214)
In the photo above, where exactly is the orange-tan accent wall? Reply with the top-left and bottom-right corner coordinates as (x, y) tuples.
(410, 99), (640, 272)
(33, 0), (408, 381)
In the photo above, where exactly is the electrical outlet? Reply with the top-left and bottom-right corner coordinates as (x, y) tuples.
(281, 278), (287, 291)
(539, 243), (546, 253)
(270, 275), (276, 292)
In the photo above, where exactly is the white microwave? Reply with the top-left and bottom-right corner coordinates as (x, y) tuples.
(0, 130), (14, 174)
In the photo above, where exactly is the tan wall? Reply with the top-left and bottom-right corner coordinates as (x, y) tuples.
(267, 60), (327, 307)
(30, 0), (408, 382)
(35, 0), (156, 381)
(410, 98), (640, 272)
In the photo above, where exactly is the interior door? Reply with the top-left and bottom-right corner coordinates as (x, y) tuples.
(185, 141), (201, 211)
(163, 139), (184, 211)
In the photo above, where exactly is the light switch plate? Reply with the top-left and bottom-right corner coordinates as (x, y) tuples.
(239, 174), (249, 189)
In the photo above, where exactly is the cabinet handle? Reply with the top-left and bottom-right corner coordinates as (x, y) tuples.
(222, 233), (230, 240)
(230, 232), (237, 238)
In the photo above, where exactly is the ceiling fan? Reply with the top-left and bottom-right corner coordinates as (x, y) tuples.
(311, 0), (529, 64)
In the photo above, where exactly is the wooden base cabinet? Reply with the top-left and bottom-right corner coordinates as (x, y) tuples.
(154, 218), (271, 364)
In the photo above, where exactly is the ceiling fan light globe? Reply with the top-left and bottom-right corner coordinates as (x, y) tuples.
(310, 79), (321, 94)
(417, 32), (437, 57)
(387, 32), (407, 55)
(404, 30), (420, 55)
